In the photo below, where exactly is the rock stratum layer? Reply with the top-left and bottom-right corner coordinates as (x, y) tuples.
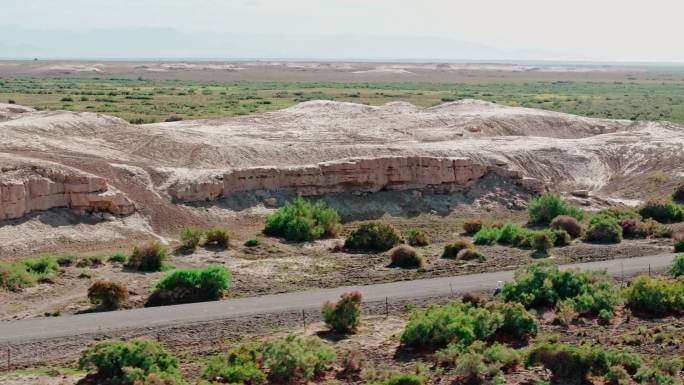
(0, 99), (682, 232)
(168, 156), (544, 202)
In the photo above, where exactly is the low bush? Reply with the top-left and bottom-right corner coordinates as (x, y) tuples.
(405, 228), (429, 246)
(526, 341), (610, 384)
(473, 227), (501, 245)
(528, 193), (584, 224)
(322, 291), (362, 333)
(637, 219), (673, 238)
(639, 199), (683, 223)
(463, 219), (484, 235)
(531, 231), (554, 254)
(56, 255), (75, 267)
(244, 238), (260, 247)
(202, 345), (265, 385)
(179, 227), (202, 251)
(400, 300), (537, 349)
(497, 223), (527, 245)
(550, 215), (584, 238)
(674, 184), (684, 203)
(88, 280), (129, 310)
(126, 242), (166, 271)
(388, 245), (425, 268)
(108, 252), (127, 263)
(551, 229), (571, 246)
(501, 262), (622, 318)
(625, 275), (684, 316)
(583, 215), (623, 244)
(204, 228), (230, 249)
(457, 248), (486, 262)
(78, 339), (184, 384)
(383, 374), (425, 385)
(0, 263), (36, 291)
(442, 239), (474, 259)
(598, 207), (642, 221)
(635, 366), (680, 385)
(264, 197), (341, 242)
(345, 221), (401, 252)
(23, 256), (59, 281)
(148, 266), (230, 306)
(668, 255), (684, 278)
(261, 335), (336, 382)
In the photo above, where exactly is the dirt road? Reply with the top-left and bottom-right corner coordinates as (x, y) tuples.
(0, 252), (676, 345)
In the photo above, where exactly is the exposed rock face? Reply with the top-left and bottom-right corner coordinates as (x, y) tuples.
(168, 156), (545, 202)
(0, 162), (135, 221)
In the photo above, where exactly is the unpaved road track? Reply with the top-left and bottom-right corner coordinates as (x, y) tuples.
(0, 253), (676, 344)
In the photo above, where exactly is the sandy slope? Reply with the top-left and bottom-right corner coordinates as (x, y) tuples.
(0, 100), (682, 256)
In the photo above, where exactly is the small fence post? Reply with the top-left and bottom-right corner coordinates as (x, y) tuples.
(6, 346), (10, 372)
(649, 264), (651, 277)
(450, 283), (454, 296)
(385, 296), (389, 319)
(302, 309), (306, 330)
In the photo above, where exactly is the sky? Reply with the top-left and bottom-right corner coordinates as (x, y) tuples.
(2, 0), (683, 62)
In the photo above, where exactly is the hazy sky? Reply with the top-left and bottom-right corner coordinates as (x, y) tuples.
(2, 0), (684, 62)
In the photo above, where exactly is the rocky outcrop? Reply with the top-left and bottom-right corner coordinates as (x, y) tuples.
(168, 156), (545, 202)
(0, 165), (135, 221)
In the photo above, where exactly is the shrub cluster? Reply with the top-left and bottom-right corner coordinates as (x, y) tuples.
(23, 255), (59, 281)
(0, 262), (36, 291)
(673, 230), (684, 252)
(148, 266), (230, 306)
(88, 280), (129, 310)
(400, 300), (538, 349)
(435, 341), (521, 384)
(244, 238), (260, 247)
(126, 242), (167, 271)
(264, 197), (341, 242)
(203, 336), (335, 383)
(674, 184), (684, 203)
(624, 275), (684, 316)
(583, 215), (623, 244)
(405, 228), (429, 246)
(108, 252), (127, 263)
(442, 240), (474, 259)
(668, 254), (684, 278)
(528, 193), (584, 224)
(639, 199), (683, 223)
(322, 291), (362, 333)
(473, 224), (564, 253)
(78, 339), (185, 384)
(344, 221), (401, 252)
(388, 245), (425, 268)
(463, 219), (484, 235)
(620, 218), (672, 239)
(501, 262), (622, 319)
(457, 248), (486, 262)
(204, 228), (230, 249)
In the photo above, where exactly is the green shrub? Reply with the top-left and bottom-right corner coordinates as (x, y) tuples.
(322, 291), (362, 333)
(463, 219), (484, 235)
(261, 335), (336, 382)
(400, 300), (537, 349)
(345, 221), (401, 252)
(675, 231), (684, 252)
(531, 231), (554, 254)
(405, 228), (429, 246)
(597, 207), (642, 221)
(442, 239), (474, 259)
(179, 227), (202, 251)
(457, 248), (486, 262)
(501, 262), (621, 318)
(56, 255), (75, 267)
(455, 350), (487, 384)
(551, 229), (571, 246)
(625, 275), (684, 316)
(88, 279), (129, 310)
(473, 227), (501, 245)
(108, 252), (127, 263)
(126, 242), (166, 271)
(0, 263), (36, 291)
(668, 255), (684, 278)
(655, 358), (683, 376)
(204, 228), (230, 248)
(383, 374), (425, 385)
(550, 215), (584, 238)
(202, 344), (264, 384)
(23, 256), (59, 280)
(639, 199), (683, 223)
(149, 266), (230, 306)
(635, 366), (679, 385)
(528, 193), (584, 224)
(497, 223), (527, 245)
(388, 245), (425, 268)
(264, 197), (341, 242)
(244, 238), (260, 247)
(583, 215), (623, 243)
(78, 339), (184, 384)
(88, 255), (104, 266)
